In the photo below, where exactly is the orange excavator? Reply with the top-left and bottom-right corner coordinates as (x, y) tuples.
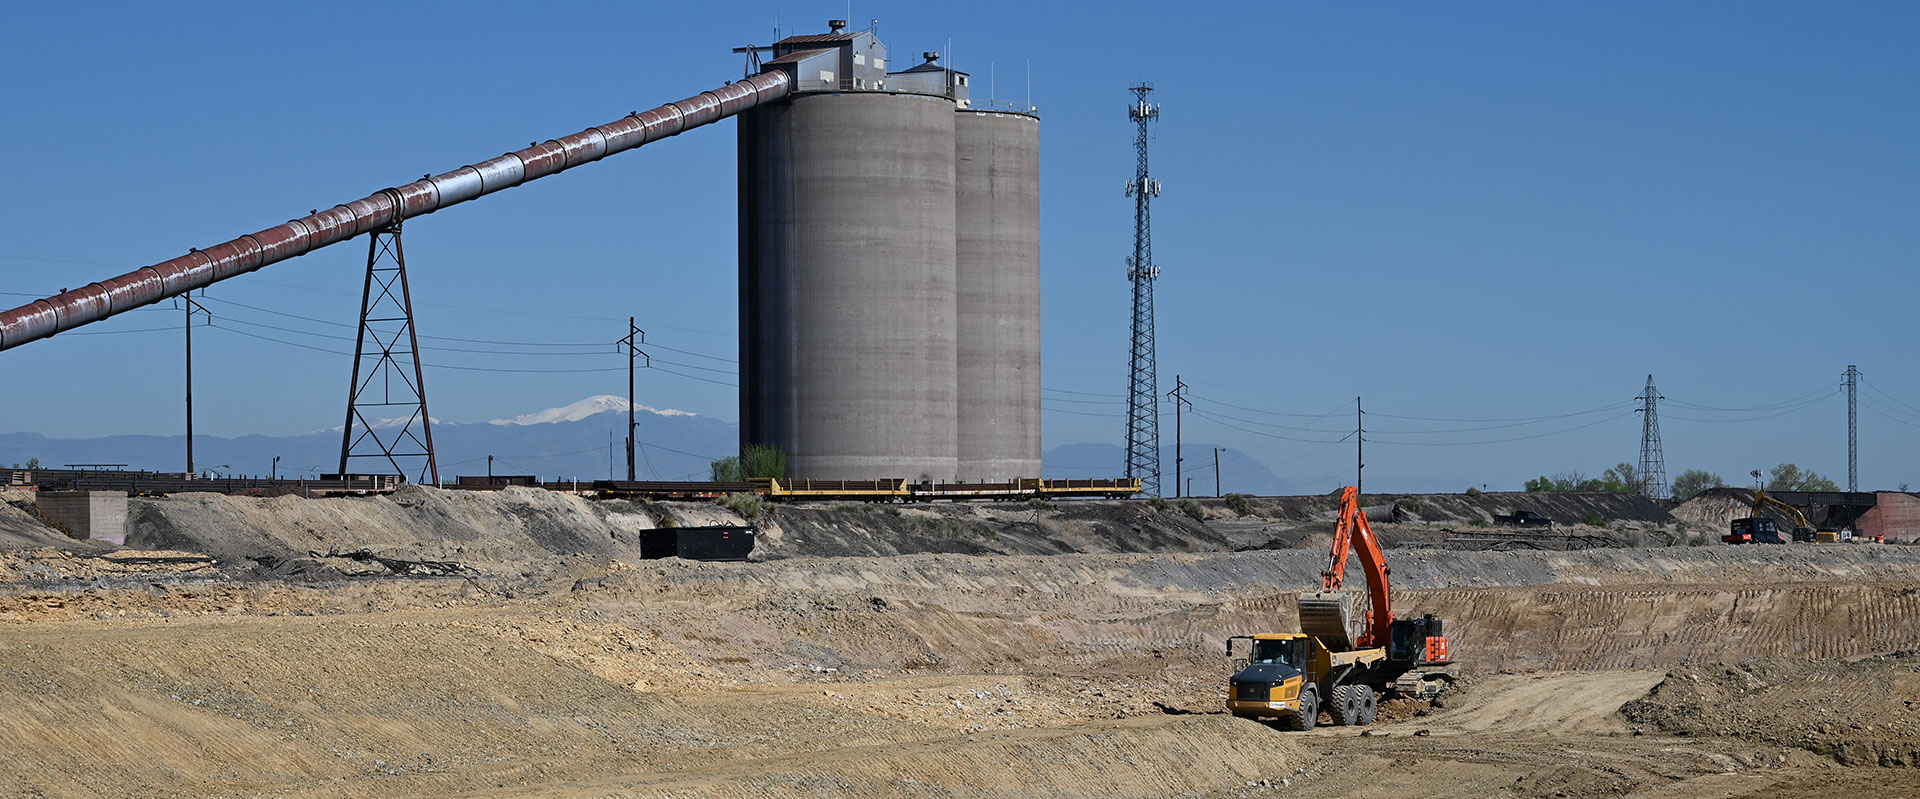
(1225, 486), (1454, 729)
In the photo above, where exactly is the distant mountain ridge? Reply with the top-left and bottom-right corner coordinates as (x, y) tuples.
(3, 397), (734, 483)
(3, 396), (1453, 493)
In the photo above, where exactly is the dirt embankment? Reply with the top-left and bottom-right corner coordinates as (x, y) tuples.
(0, 483), (1721, 569)
(1623, 651), (1920, 767)
(1192, 490), (1678, 526)
(116, 488), (1241, 566)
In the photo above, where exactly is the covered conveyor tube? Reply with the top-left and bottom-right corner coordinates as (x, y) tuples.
(0, 70), (792, 352)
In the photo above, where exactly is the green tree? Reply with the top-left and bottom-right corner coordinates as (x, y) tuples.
(1766, 462), (1840, 492)
(1601, 462), (1641, 493)
(1527, 467), (1637, 493)
(711, 443), (788, 481)
(1670, 469), (1725, 500)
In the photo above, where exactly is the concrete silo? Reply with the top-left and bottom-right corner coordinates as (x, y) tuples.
(738, 23), (1039, 482)
(739, 24), (959, 481)
(954, 108), (1041, 481)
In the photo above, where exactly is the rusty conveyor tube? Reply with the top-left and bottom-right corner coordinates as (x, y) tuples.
(0, 70), (792, 352)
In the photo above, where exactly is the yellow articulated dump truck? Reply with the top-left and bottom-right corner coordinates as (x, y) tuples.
(1225, 486), (1454, 730)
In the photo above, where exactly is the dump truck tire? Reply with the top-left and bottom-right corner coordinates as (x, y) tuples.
(1329, 684), (1364, 726)
(1279, 687), (1319, 731)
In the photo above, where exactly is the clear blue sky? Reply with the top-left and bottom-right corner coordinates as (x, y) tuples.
(3, 1), (1917, 492)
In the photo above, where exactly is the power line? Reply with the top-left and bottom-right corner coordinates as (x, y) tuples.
(1664, 382), (1840, 413)
(1861, 378), (1920, 418)
(1043, 387), (1125, 398)
(1369, 410), (1636, 446)
(1188, 408), (1353, 444)
(1043, 405), (1123, 418)
(1861, 399), (1920, 429)
(1189, 394), (1357, 420)
(200, 295), (736, 361)
(1364, 403), (1619, 423)
(1664, 392), (1834, 423)
(1034, 395), (1123, 406)
(204, 324), (737, 384)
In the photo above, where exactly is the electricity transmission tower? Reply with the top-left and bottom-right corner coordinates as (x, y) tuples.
(1635, 375), (1667, 499)
(1123, 83), (1163, 495)
(1846, 364), (1858, 491)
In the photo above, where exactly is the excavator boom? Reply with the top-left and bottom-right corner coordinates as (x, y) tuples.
(1298, 487), (1393, 648)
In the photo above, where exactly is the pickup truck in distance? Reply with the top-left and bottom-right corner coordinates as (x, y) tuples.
(1492, 510), (1555, 527)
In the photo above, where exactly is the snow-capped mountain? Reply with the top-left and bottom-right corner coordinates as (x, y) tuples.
(489, 395), (695, 426)
(4, 396), (736, 482)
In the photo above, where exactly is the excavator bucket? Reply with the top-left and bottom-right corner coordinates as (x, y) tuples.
(1296, 591), (1358, 651)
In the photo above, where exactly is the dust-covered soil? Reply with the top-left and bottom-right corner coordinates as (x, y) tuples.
(1, 486), (1918, 797)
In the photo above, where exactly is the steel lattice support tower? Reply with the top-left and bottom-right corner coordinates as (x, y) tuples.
(1846, 364), (1858, 491)
(1635, 375), (1667, 499)
(339, 223), (438, 484)
(1123, 84), (1163, 495)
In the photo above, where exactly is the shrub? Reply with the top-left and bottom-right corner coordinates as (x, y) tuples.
(1147, 496), (1172, 511)
(1223, 493), (1253, 515)
(1396, 497), (1425, 514)
(1180, 498), (1205, 521)
(719, 492), (771, 520)
(1580, 512), (1604, 526)
(1464, 487), (1482, 497)
(711, 443), (788, 481)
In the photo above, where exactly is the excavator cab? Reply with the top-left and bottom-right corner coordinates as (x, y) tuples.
(1387, 614), (1450, 667)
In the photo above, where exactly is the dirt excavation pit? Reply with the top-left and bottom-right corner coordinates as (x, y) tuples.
(0, 488), (1917, 798)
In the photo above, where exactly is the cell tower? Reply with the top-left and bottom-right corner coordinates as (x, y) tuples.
(1846, 364), (1858, 491)
(1635, 375), (1667, 499)
(1123, 84), (1163, 495)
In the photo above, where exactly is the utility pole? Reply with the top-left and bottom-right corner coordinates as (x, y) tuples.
(1213, 447), (1224, 497)
(1167, 375), (1190, 497)
(1636, 375), (1668, 499)
(181, 295), (209, 476)
(271, 456), (280, 481)
(1846, 364), (1859, 492)
(487, 455), (494, 479)
(618, 318), (650, 481)
(1123, 83), (1164, 496)
(1356, 397), (1364, 496)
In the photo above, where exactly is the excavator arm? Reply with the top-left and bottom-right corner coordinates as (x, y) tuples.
(1753, 490), (1816, 532)
(1304, 487), (1393, 648)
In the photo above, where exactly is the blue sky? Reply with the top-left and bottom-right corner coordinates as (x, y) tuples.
(2, 1), (1917, 492)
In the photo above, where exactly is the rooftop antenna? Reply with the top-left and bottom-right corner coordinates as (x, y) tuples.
(1026, 58), (1032, 108)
